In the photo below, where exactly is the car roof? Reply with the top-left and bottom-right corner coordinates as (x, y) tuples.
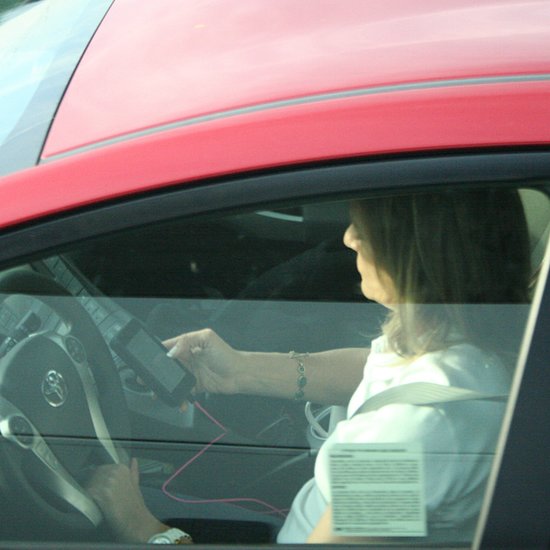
(42, 0), (550, 159)
(0, 0), (549, 232)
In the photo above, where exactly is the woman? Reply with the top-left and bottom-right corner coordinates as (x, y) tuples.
(89, 188), (531, 544)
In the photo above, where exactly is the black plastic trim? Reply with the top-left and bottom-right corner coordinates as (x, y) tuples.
(480, 258), (550, 548)
(0, 151), (549, 267)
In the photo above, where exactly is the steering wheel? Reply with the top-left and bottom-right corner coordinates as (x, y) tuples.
(0, 270), (130, 540)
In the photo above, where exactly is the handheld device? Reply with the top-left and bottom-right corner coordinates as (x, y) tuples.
(111, 319), (196, 407)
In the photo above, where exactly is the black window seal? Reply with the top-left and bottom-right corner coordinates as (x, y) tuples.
(479, 235), (550, 548)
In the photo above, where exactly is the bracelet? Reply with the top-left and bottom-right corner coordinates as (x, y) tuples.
(289, 351), (309, 400)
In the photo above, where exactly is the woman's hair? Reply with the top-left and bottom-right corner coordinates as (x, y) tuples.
(350, 188), (532, 357)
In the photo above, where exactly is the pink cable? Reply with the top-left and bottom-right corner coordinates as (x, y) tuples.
(161, 401), (289, 518)
(194, 401), (227, 431)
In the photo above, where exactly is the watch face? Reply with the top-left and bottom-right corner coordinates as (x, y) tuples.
(150, 534), (172, 544)
(149, 529), (192, 544)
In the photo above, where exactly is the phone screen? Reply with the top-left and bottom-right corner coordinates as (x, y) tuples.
(112, 320), (196, 405)
(126, 328), (185, 393)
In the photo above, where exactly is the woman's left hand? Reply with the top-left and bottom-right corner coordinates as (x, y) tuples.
(87, 458), (167, 543)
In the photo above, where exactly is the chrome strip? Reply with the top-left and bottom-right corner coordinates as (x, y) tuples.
(42, 73), (550, 163)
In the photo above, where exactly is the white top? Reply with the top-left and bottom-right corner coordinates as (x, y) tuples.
(278, 335), (511, 543)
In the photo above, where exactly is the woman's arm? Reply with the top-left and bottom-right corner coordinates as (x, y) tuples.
(239, 347), (368, 405)
(165, 329), (368, 405)
(308, 506), (380, 545)
(308, 506), (336, 543)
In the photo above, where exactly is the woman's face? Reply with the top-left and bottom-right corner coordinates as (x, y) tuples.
(343, 223), (396, 308)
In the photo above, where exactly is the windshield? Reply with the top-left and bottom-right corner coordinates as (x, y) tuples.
(0, 0), (112, 177)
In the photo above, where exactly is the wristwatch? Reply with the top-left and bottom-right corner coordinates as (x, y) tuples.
(148, 527), (193, 544)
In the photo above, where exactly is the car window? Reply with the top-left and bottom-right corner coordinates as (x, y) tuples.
(0, 0), (112, 176)
(0, 183), (547, 546)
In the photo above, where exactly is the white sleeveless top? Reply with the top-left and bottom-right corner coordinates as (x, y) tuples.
(278, 336), (510, 543)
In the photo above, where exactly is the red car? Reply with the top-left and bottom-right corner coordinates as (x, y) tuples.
(0, 0), (549, 548)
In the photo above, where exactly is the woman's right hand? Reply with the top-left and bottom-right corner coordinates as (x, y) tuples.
(164, 329), (244, 395)
(87, 458), (167, 543)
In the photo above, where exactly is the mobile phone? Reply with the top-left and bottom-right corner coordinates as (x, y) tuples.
(111, 319), (196, 407)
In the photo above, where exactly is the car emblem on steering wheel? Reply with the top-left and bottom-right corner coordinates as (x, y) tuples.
(41, 370), (68, 408)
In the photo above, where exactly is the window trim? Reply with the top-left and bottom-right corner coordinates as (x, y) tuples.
(478, 228), (550, 548)
(1, 151), (550, 266)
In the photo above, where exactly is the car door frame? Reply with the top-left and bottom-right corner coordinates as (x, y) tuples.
(0, 150), (549, 548)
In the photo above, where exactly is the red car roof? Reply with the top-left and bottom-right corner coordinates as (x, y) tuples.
(42, 0), (550, 159)
(0, 0), (549, 230)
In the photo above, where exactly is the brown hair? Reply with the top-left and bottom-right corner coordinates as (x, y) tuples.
(350, 188), (531, 357)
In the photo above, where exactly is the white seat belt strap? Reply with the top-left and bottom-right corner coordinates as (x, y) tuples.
(352, 382), (507, 418)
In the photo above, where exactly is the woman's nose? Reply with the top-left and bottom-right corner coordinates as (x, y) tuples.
(343, 225), (359, 250)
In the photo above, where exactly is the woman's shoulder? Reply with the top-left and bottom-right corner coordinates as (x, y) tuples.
(364, 335), (512, 394)
(406, 342), (512, 392)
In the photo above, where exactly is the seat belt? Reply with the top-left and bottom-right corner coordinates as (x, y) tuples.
(352, 382), (507, 417)
(306, 383), (507, 446)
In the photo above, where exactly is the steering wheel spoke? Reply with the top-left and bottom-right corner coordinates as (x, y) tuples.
(55, 332), (127, 466)
(0, 269), (131, 535)
(0, 395), (103, 526)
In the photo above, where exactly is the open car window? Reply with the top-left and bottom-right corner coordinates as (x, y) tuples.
(0, 181), (548, 546)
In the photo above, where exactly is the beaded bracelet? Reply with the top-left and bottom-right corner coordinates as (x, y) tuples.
(289, 351), (309, 400)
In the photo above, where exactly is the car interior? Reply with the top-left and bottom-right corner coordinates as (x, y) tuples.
(0, 187), (548, 544)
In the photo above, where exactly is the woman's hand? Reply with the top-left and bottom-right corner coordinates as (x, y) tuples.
(164, 329), (244, 395)
(87, 458), (167, 543)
